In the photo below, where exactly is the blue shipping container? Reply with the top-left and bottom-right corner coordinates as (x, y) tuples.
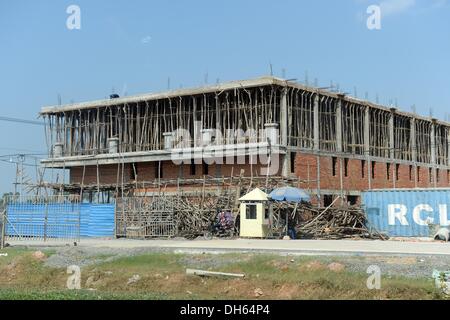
(362, 189), (450, 237)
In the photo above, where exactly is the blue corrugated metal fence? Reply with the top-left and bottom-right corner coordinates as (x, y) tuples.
(6, 203), (115, 239)
(80, 204), (115, 237)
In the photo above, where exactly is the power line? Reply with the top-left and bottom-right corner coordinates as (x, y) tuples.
(0, 158), (41, 168)
(0, 153), (46, 159)
(0, 116), (44, 126)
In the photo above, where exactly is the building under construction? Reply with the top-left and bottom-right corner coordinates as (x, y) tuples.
(40, 76), (450, 208)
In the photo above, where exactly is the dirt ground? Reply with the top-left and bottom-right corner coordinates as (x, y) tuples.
(0, 246), (446, 300)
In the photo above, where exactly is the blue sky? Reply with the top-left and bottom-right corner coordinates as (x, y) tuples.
(0, 0), (449, 194)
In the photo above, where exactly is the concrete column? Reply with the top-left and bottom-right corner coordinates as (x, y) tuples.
(280, 88), (288, 147)
(193, 97), (198, 147)
(364, 106), (371, 189)
(447, 128), (450, 167)
(389, 108), (396, 160)
(336, 97), (343, 153)
(410, 118), (417, 163)
(389, 109), (396, 189)
(313, 94), (320, 151)
(215, 94), (221, 142)
(280, 88), (290, 178)
(431, 119), (437, 187)
(410, 118), (418, 188)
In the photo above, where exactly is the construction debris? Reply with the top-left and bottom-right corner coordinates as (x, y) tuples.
(434, 228), (450, 242)
(127, 274), (141, 285)
(433, 270), (450, 295)
(186, 268), (245, 279)
(32, 251), (46, 260)
(272, 202), (384, 240)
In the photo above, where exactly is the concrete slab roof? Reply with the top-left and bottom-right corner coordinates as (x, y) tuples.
(39, 75), (449, 127)
(40, 76), (287, 115)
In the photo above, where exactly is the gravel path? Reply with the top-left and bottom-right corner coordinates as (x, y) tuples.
(33, 245), (450, 280)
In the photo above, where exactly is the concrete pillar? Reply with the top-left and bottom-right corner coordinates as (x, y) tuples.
(389, 109), (396, 189)
(280, 88), (290, 178)
(193, 97), (199, 147)
(280, 88), (288, 147)
(336, 97), (343, 153)
(264, 123), (279, 145)
(410, 118), (418, 188)
(431, 119), (437, 187)
(313, 94), (320, 151)
(164, 132), (174, 150)
(431, 120), (436, 165)
(53, 142), (64, 158)
(215, 94), (221, 141)
(410, 118), (417, 163)
(389, 108), (396, 160)
(364, 106), (371, 189)
(447, 128), (450, 167)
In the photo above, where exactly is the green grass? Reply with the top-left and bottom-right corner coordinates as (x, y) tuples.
(0, 250), (444, 300)
(0, 288), (171, 300)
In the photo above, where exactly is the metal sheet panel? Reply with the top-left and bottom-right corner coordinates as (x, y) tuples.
(362, 189), (450, 237)
(6, 203), (114, 239)
(6, 203), (80, 240)
(81, 204), (115, 238)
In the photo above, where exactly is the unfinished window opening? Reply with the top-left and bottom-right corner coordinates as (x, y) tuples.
(386, 163), (391, 180)
(155, 161), (163, 179)
(417, 167), (421, 182)
(246, 204), (257, 220)
(409, 165), (413, 181)
(396, 164), (400, 181)
(190, 159), (196, 176)
(344, 158), (349, 177)
(448, 170), (450, 184)
(332, 157), (337, 177)
(202, 161), (209, 175)
(290, 152), (296, 173)
(429, 168), (433, 183)
(323, 195), (334, 207)
(347, 196), (359, 206)
(371, 161), (376, 180)
(131, 163), (138, 181)
(437, 169), (440, 183)
(361, 160), (366, 178)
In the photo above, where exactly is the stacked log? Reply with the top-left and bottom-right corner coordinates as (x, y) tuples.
(272, 202), (385, 240)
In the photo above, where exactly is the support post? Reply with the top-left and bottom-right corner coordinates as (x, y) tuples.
(431, 119), (437, 187)
(364, 106), (371, 189)
(193, 97), (198, 147)
(336, 97), (343, 153)
(447, 128), (450, 167)
(389, 109), (395, 188)
(389, 108), (396, 160)
(410, 118), (417, 163)
(313, 94), (320, 151)
(280, 87), (290, 177)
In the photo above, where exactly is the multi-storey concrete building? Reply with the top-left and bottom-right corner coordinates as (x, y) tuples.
(40, 76), (450, 205)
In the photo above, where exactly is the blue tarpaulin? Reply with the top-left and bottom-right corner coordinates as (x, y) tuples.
(269, 187), (311, 203)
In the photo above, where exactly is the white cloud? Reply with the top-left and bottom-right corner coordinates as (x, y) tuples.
(431, 0), (448, 8)
(380, 0), (416, 16)
(141, 35), (152, 44)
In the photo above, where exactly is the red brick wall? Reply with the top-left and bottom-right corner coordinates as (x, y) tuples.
(69, 153), (449, 195)
(69, 156), (279, 185)
(292, 152), (450, 192)
(70, 164), (132, 185)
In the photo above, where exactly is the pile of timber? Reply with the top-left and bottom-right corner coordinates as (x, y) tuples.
(174, 191), (235, 239)
(272, 202), (385, 240)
